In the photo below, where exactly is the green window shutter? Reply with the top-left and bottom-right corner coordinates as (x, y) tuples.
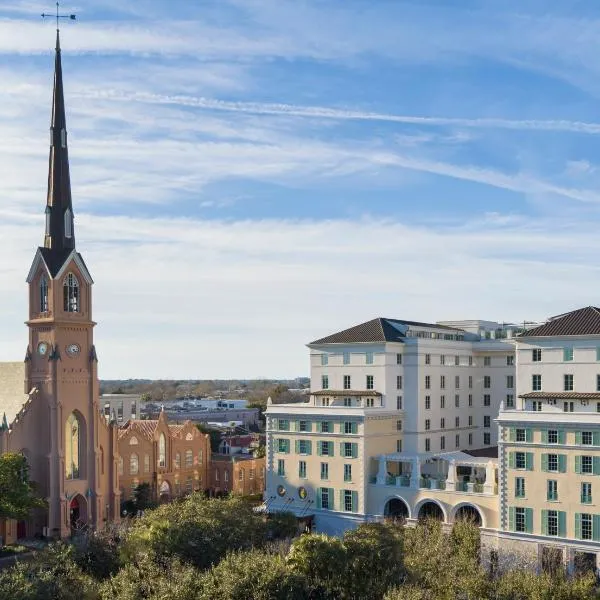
(306, 441), (312, 456)
(525, 429), (533, 443)
(508, 452), (515, 469)
(541, 454), (548, 472)
(594, 515), (600, 542)
(576, 432), (582, 445)
(558, 511), (566, 537)
(525, 508), (533, 533)
(526, 453), (534, 471)
(509, 428), (516, 442)
(329, 488), (335, 510)
(558, 455), (566, 473)
(575, 456), (582, 474)
(575, 513), (582, 540)
(306, 421), (312, 433)
(329, 442), (334, 457)
(593, 457), (600, 475)
(316, 488), (322, 509)
(352, 491), (358, 513)
(317, 442), (322, 457)
(294, 421), (299, 432)
(508, 507), (515, 532)
(558, 430), (565, 445)
(295, 440), (300, 454)
(339, 442), (344, 456)
(594, 432), (600, 446)
(352, 443), (358, 458)
(541, 430), (548, 444)
(541, 510), (548, 536)
(352, 422), (358, 434)
(339, 490), (344, 511)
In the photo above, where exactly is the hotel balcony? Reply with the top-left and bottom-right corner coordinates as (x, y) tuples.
(367, 451), (500, 530)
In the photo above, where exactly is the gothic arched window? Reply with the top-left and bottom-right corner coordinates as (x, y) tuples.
(158, 433), (166, 467)
(130, 453), (139, 475)
(144, 454), (150, 473)
(175, 452), (181, 469)
(65, 412), (82, 480)
(185, 449), (193, 467)
(63, 273), (79, 313)
(40, 276), (49, 313)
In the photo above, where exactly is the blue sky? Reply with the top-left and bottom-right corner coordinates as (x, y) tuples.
(1, 0), (600, 378)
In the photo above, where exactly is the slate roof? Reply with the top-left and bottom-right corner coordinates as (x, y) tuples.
(520, 306), (600, 338)
(310, 317), (461, 345)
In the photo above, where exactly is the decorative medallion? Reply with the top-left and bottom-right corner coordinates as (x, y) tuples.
(298, 486), (307, 500)
(277, 485), (286, 497)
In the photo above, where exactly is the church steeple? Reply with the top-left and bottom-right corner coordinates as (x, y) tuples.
(44, 30), (75, 254)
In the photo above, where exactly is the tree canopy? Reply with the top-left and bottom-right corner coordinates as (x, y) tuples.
(0, 453), (45, 521)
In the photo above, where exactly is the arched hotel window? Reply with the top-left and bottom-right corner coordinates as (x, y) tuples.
(63, 273), (79, 313)
(65, 412), (81, 479)
(130, 453), (139, 475)
(40, 276), (49, 313)
(158, 433), (166, 467)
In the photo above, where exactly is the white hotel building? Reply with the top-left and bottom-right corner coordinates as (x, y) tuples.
(265, 316), (519, 536)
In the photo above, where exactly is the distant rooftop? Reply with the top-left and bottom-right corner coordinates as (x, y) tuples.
(520, 306), (600, 338)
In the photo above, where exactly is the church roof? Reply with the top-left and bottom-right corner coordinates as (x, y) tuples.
(39, 30), (77, 277)
(520, 306), (600, 337)
(119, 419), (159, 440)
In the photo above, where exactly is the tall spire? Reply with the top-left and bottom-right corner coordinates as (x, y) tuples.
(44, 29), (75, 254)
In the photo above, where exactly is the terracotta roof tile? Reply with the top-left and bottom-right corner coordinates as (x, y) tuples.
(119, 419), (158, 440)
(520, 392), (600, 400)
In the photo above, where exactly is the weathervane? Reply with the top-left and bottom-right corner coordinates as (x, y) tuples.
(41, 2), (76, 31)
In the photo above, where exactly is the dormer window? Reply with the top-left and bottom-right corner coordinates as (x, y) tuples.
(64, 208), (72, 239)
(63, 273), (79, 312)
(61, 128), (67, 148)
(40, 275), (48, 313)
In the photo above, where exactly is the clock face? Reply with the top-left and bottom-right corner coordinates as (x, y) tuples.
(37, 342), (49, 356)
(277, 485), (286, 497)
(66, 343), (80, 357)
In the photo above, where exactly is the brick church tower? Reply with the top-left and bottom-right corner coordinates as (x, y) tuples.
(0, 31), (120, 539)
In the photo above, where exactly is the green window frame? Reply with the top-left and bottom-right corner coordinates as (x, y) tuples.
(541, 509), (566, 537)
(298, 460), (307, 478)
(277, 459), (285, 476)
(340, 442), (358, 458)
(277, 419), (290, 431)
(515, 477), (525, 498)
(317, 487), (334, 510)
(295, 440), (312, 455)
(563, 347), (574, 361)
(318, 441), (334, 457)
(575, 513), (600, 541)
(343, 422), (358, 435)
(344, 464), (352, 482)
(581, 482), (592, 504)
(509, 507), (533, 533)
(277, 438), (290, 454)
(297, 420), (312, 432)
(575, 456), (600, 475)
(318, 421), (333, 434)
(547, 480), (558, 501)
(339, 489), (358, 513)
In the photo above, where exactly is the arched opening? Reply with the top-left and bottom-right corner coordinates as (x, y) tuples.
(159, 480), (171, 503)
(130, 453), (139, 475)
(70, 494), (87, 535)
(455, 504), (482, 527)
(158, 433), (166, 467)
(63, 273), (79, 312)
(384, 497), (410, 521)
(39, 275), (48, 313)
(418, 501), (444, 521)
(65, 412), (84, 480)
